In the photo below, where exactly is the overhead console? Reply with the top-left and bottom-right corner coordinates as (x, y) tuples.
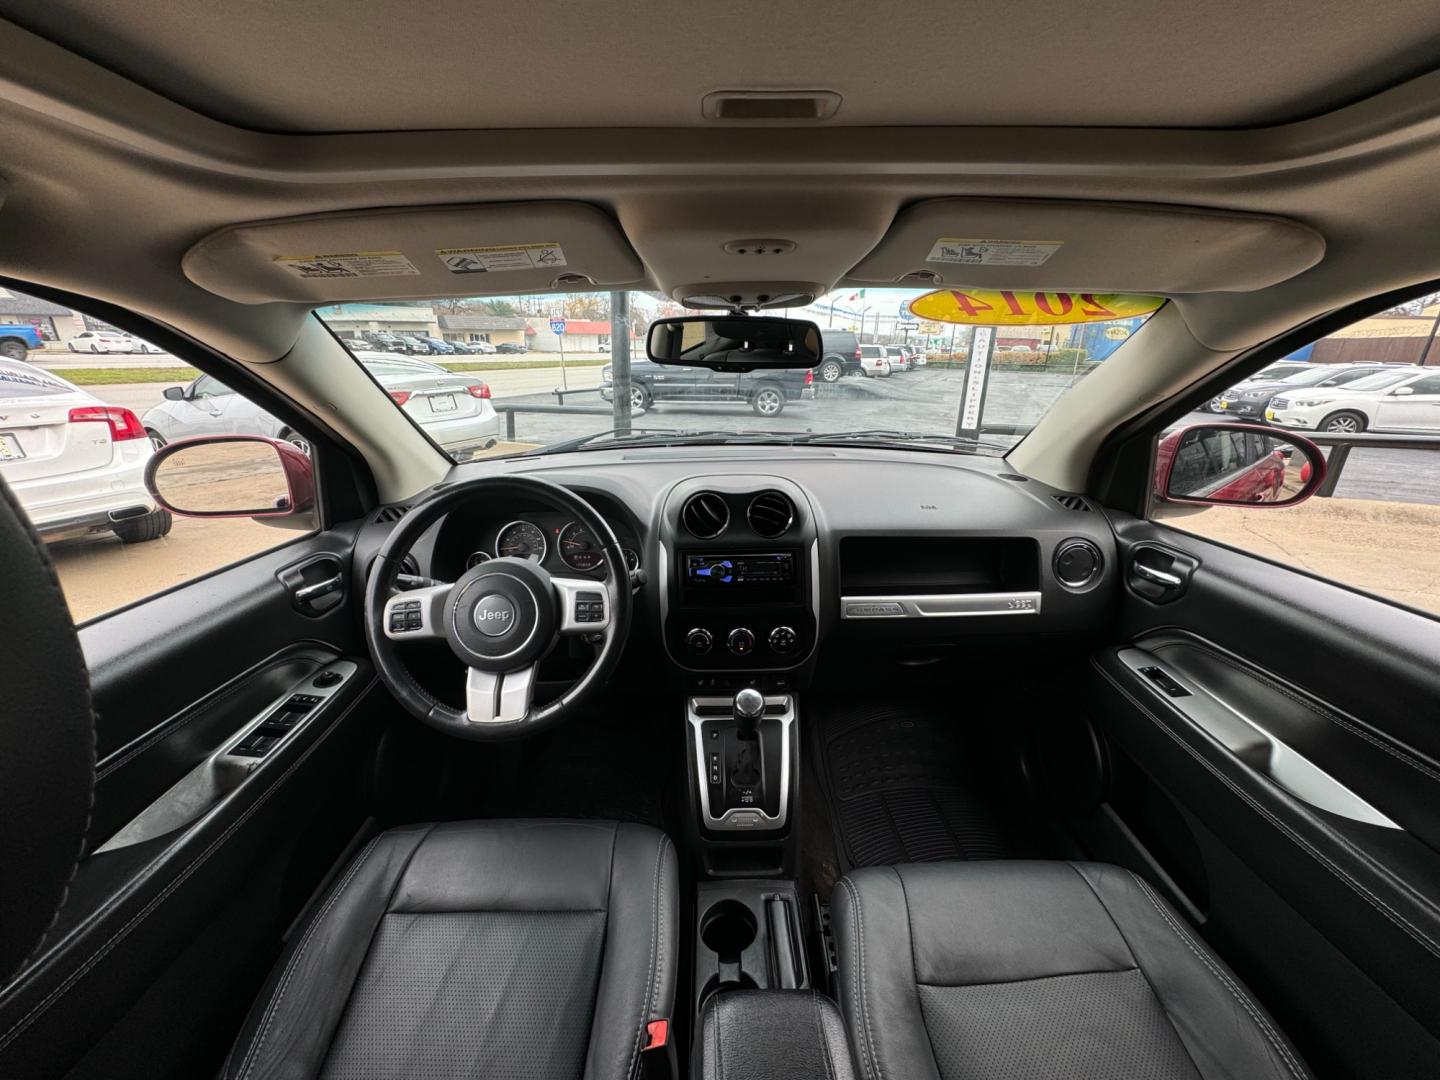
(660, 477), (817, 679)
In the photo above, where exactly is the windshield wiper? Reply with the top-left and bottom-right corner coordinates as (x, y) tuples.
(785, 429), (1016, 453)
(524, 427), (807, 455)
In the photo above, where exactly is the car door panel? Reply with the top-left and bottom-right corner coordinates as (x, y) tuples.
(1083, 514), (1440, 1076)
(0, 525), (385, 1080)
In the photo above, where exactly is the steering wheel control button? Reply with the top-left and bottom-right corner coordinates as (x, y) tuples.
(573, 591), (605, 623)
(686, 628), (714, 655)
(768, 626), (797, 653)
(727, 627), (755, 656)
(388, 598), (423, 633)
(472, 593), (517, 637)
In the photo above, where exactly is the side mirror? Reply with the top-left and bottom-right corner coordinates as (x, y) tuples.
(145, 435), (315, 522)
(1155, 423), (1326, 507)
(1392, 385), (1415, 396)
(162, 385), (186, 401)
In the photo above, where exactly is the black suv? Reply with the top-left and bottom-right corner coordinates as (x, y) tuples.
(816, 328), (862, 383)
(601, 357), (814, 416)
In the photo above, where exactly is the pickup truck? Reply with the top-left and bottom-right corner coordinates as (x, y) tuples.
(0, 324), (45, 361)
(600, 357), (814, 416)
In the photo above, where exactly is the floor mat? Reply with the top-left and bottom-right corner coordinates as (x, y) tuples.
(813, 696), (1016, 868)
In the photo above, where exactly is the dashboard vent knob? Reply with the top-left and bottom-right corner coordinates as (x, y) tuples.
(747, 490), (795, 538)
(681, 492), (730, 539)
(1054, 539), (1102, 588)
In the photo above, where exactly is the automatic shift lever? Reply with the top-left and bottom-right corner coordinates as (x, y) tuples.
(731, 688), (765, 788)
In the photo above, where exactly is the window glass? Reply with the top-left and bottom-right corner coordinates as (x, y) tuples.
(0, 287), (317, 622)
(1156, 289), (1440, 616)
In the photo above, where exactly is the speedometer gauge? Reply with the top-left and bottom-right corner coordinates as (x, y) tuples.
(558, 520), (604, 571)
(495, 520), (547, 562)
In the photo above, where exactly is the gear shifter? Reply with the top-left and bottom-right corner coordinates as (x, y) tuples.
(731, 688), (764, 788)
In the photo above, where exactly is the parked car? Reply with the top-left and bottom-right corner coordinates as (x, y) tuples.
(0, 357), (169, 542)
(66, 329), (134, 354)
(1214, 362), (1397, 420)
(495, 342), (527, 354)
(885, 346), (911, 372)
(858, 344), (892, 377)
(419, 336), (455, 355)
(0, 323), (44, 361)
(815, 328), (862, 382)
(121, 334), (164, 355)
(1267, 368), (1440, 433)
(450, 341), (491, 355)
(600, 357), (814, 416)
(359, 332), (407, 353)
(144, 352), (500, 457)
(1155, 424), (1288, 502)
(1204, 360), (1311, 411)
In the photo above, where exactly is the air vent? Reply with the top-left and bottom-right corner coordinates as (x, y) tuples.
(1052, 494), (1091, 512)
(747, 490), (795, 538)
(681, 492), (730, 539)
(372, 504), (410, 523)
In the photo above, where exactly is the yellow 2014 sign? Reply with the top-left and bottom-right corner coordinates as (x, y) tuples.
(908, 289), (1163, 326)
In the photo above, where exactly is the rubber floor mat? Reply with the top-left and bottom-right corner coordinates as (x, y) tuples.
(815, 697), (1013, 868)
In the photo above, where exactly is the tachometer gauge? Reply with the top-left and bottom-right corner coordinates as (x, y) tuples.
(495, 520), (547, 562)
(622, 548), (640, 573)
(558, 520), (604, 571)
(465, 550), (491, 570)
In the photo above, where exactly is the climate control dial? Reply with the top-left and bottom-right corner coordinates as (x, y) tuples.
(727, 627), (756, 656)
(685, 628), (714, 655)
(768, 626), (798, 653)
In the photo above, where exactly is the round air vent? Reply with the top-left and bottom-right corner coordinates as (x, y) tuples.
(681, 492), (730, 539)
(747, 490), (795, 538)
(1054, 539), (1102, 589)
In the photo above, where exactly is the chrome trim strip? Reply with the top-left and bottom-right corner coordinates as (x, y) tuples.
(1117, 648), (1400, 830)
(687, 694), (794, 832)
(840, 591), (1041, 618)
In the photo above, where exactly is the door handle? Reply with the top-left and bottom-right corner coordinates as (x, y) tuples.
(1127, 543), (1197, 604)
(1132, 562), (1182, 589)
(294, 575), (342, 604)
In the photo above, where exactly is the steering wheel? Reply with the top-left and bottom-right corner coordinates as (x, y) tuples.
(363, 476), (632, 740)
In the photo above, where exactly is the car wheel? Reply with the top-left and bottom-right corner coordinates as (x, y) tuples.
(146, 429), (167, 451)
(0, 339), (28, 361)
(1320, 411), (1366, 433)
(112, 508), (172, 544)
(628, 385), (651, 413)
(278, 429), (311, 456)
(818, 358), (843, 383)
(751, 386), (785, 417)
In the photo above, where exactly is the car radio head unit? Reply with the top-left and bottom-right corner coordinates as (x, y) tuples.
(684, 552), (795, 588)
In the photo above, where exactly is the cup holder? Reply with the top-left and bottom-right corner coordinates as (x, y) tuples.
(698, 972), (759, 1015)
(700, 900), (758, 961)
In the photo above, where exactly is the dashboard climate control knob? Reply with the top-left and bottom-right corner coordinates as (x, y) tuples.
(768, 626), (798, 653)
(727, 627), (756, 656)
(685, 628), (714, 655)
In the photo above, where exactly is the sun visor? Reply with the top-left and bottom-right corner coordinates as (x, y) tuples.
(847, 199), (1324, 293)
(183, 202), (645, 304)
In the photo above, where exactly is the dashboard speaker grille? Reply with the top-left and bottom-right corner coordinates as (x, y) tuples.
(747, 490), (795, 538)
(681, 492), (730, 539)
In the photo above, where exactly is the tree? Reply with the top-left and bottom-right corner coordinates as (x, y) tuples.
(478, 298), (521, 316)
(562, 293), (609, 320)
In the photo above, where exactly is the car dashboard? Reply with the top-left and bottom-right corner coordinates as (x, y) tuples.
(359, 445), (1118, 693)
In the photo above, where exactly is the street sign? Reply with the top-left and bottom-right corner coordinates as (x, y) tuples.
(956, 325), (996, 442)
(550, 318), (567, 335)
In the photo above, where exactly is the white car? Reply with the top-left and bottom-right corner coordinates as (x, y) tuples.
(122, 334), (165, 355)
(0, 358), (169, 542)
(885, 346), (910, 372)
(143, 352), (501, 458)
(1267, 368), (1440, 434)
(67, 329), (135, 353)
(858, 344), (892, 376)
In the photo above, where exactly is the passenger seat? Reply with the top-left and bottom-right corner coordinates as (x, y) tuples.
(833, 861), (1311, 1080)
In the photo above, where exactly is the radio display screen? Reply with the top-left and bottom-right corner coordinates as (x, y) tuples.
(683, 552), (796, 592)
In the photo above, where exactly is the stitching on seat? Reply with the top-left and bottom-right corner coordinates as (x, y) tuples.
(0, 681), (377, 1053)
(1159, 640), (1440, 788)
(623, 830), (666, 1080)
(813, 990), (838, 1080)
(1094, 661), (1440, 959)
(1130, 872), (1309, 1080)
(837, 877), (883, 1080)
(713, 992), (724, 1080)
(234, 833), (385, 1080)
(892, 867), (944, 1080)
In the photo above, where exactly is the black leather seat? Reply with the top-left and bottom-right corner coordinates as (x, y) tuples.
(833, 860), (1312, 1080)
(222, 818), (676, 1080)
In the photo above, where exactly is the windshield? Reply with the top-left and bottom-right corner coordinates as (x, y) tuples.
(317, 289), (1159, 461)
(1338, 369), (1414, 391)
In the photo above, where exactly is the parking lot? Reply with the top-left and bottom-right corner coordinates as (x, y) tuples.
(32, 361), (1440, 622)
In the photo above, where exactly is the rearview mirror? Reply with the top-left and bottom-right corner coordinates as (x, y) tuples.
(1155, 423), (1326, 507)
(646, 316), (822, 371)
(145, 435), (315, 521)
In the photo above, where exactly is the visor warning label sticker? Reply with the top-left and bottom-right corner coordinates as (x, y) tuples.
(436, 243), (568, 274)
(925, 238), (1062, 267)
(273, 252), (420, 278)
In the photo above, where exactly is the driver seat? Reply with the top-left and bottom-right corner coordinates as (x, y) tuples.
(221, 818), (676, 1080)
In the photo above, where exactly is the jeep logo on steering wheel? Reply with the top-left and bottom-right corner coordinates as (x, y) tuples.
(472, 594), (517, 636)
